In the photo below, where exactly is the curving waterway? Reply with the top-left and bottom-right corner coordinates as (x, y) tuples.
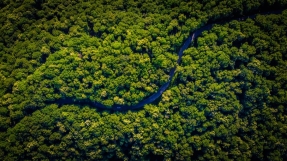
(54, 10), (284, 111)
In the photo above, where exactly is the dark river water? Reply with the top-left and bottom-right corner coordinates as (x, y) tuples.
(53, 9), (284, 111)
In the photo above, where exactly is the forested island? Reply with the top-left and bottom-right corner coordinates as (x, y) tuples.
(0, 0), (287, 160)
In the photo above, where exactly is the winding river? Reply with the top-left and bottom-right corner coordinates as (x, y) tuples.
(54, 9), (285, 111)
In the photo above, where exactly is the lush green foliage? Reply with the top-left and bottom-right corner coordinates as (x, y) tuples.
(0, 0), (287, 160)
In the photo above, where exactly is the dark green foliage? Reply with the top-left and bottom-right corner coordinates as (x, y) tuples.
(0, 0), (287, 160)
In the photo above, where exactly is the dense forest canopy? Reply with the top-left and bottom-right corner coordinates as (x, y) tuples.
(0, 0), (287, 160)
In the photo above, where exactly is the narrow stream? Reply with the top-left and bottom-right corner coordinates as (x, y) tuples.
(53, 9), (284, 111)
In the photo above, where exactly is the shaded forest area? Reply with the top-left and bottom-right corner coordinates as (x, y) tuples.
(0, 0), (287, 160)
